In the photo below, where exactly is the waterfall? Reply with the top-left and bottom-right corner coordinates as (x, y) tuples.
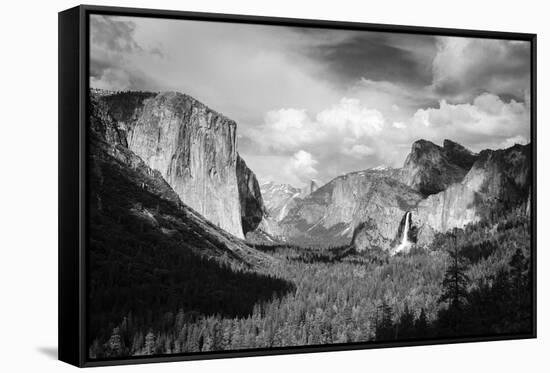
(401, 212), (411, 246)
(393, 211), (412, 255)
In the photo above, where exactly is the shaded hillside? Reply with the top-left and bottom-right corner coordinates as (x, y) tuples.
(88, 133), (293, 354)
(236, 155), (267, 235)
(399, 139), (478, 196)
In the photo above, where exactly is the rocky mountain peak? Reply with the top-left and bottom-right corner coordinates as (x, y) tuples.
(300, 179), (320, 197)
(443, 139), (478, 170)
(400, 139), (477, 196)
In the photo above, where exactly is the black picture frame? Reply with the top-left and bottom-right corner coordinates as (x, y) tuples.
(59, 4), (537, 368)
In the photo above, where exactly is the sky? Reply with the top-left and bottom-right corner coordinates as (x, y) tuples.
(90, 15), (531, 188)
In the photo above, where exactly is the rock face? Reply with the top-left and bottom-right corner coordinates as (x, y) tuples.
(442, 139), (478, 170)
(300, 179), (320, 197)
(275, 140), (529, 252)
(236, 155), (266, 235)
(89, 94), (128, 147)
(127, 92), (243, 238)
(96, 91), (156, 146)
(414, 143), (531, 245)
(88, 97), (274, 269)
(400, 139), (478, 196)
(279, 168), (423, 249)
(93, 90), (266, 239)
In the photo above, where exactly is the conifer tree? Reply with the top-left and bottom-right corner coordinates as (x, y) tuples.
(438, 233), (469, 333)
(414, 308), (429, 337)
(107, 327), (122, 356)
(144, 331), (156, 355)
(397, 303), (415, 339)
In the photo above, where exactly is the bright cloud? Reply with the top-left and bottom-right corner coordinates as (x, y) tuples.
(249, 98), (385, 152)
(281, 150), (319, 186)
(410, 93), (529, 150)
(342, 144), (375, 158)
(315, 98), (384, 138)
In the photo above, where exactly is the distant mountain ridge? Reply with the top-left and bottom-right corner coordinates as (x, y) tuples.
(264, 139), (530, 251)
(260, 179), (321, 223)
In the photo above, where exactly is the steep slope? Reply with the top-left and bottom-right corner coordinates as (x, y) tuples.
(127, 92), (243, 237)
(442, 139), (478, 170)
(279, 168), (423, 249)
(95, 90), (156, 146)
(300, 179), (320, 197)
(400, 139), (478, 196)
(413, 143), (531, 245)
(236, 155), (266, 235)
(93, 90), (265, 239)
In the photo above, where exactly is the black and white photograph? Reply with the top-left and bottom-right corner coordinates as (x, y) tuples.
(85, 11), (534, 361)
(3, 0), (550, 371)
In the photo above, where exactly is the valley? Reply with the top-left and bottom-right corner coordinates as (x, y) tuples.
(87, 89), (533, 358)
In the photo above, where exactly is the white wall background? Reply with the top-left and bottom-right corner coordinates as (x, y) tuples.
(0, 0), (547, 371)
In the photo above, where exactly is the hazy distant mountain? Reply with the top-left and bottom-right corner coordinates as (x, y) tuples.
(260, 179), (321, 223)
(260, 182), (302, 222)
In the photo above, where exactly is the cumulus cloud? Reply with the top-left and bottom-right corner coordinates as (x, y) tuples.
(283, 150), (319, 185)
(316, 98), (384, 137)
(342, 144), (375, 158)
(249, 98), (385, 153)
(409, 93), (529, 151)
(241, 97), (391, 185)
(499, 135), (528, 149)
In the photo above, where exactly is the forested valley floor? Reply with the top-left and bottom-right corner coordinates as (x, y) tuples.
(89, 207), (532, 358)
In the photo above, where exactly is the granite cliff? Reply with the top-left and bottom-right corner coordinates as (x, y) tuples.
(88, 95), (274, 269)
(93, 90), (265, 239)
(413, 143), (531, 245)
(399, 139), (478, 196)
(236, 154), (266, 235)
(278, 169), (423, 249)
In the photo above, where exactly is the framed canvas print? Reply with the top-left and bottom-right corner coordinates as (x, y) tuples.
(58, 4), (537, 367)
